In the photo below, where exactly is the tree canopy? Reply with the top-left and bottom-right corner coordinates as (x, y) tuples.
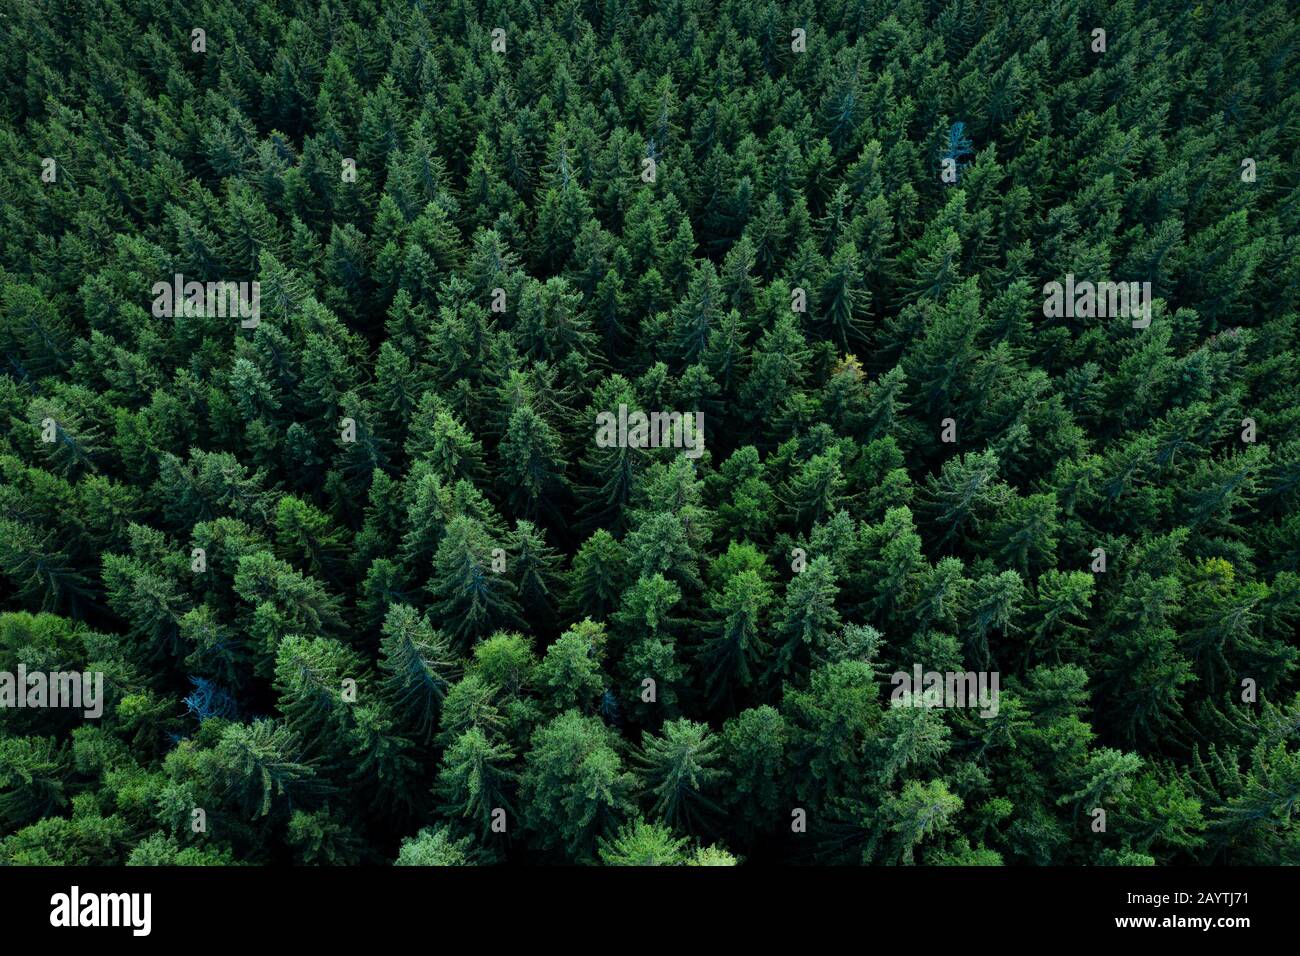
(1, 0), (1298, 866)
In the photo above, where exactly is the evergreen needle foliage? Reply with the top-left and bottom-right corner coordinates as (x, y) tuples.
(0, 0), (1297, 866)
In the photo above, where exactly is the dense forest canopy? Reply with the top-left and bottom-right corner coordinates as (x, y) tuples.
(0, 0), (1298, 866)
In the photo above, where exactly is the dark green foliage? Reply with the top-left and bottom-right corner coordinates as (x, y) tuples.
(0, 0), (1297, 867)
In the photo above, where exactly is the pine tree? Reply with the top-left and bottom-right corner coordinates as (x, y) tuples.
(635, 719), (725, 835)
(520, 710), (635, 862)
(426, 515), (522, 651)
